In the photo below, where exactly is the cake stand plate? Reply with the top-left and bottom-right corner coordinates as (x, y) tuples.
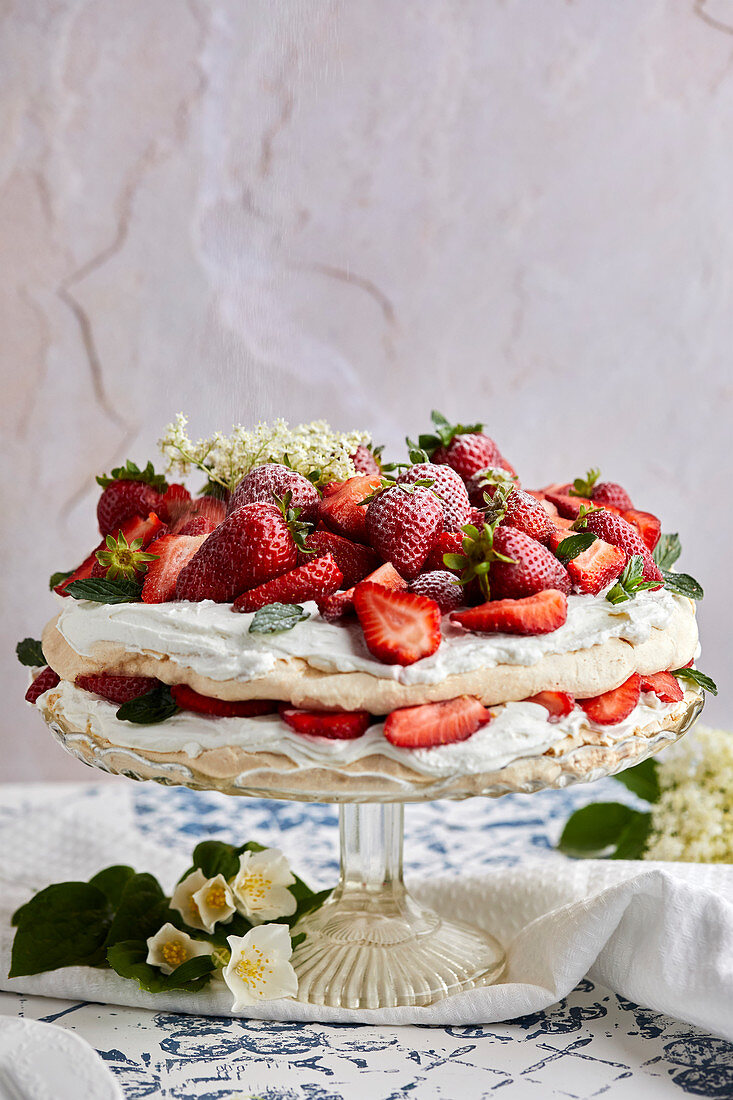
(43, 695), (703, 1010)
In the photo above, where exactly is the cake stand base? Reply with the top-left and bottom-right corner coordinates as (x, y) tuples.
(290, 802), (505, 1008)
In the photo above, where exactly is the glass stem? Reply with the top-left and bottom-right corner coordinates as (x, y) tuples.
(332, 802), (407, 912)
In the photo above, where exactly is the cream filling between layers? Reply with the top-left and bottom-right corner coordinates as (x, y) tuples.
(38, 679), (678, 780)
(54, 587), (685, 687)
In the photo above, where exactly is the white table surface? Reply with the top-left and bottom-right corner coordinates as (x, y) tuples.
(2, 780), (731, 1099)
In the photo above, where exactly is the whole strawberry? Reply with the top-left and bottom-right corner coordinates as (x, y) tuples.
(365, 484), (443, 579)
(227, 463), (319, 524)
(592, 481), (634, 511)
(97, 481), (163, 537)
(490, 487), (554, 545)
(301, 529), (379, 588)
(397, 462), (471, 531)
(351, 444), (381, 475)
(175, 502), (299, 602)
(417, 411), (516, 482)
(408, 570), (464, 612)
(580, 510), (663, 584)
(490, 526), (572, 599)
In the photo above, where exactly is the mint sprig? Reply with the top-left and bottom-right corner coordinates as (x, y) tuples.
(16, 638), (46, 667)
(554, 531), (598, 564)
(49, 570), (73, 591)
(605, 555), (659, 605)
(116, 685), (180, 724)
(96, 460), (168, 493)
(653, 532), (681, 570)
(671, 666), (718, 696)
(661, 570), (704, 600)
(249, 602), (310, 634)
(65, 577), (143, 604)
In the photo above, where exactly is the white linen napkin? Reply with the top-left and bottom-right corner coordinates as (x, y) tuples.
(1, 786), (731, 1035)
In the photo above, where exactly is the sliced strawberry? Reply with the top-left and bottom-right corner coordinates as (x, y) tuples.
(76, 673), (160, 704)
(170, 684), (277, 717)
(451, 589), (568, 636)
(158, 484), (192, 527)
(317, 562), (407, 621)
(55, 513), (166, 595)
(141, 534), (207, 603)
(301, 529), (380, 588)
(560, 538), (626, 595)
(623, 509), (661, 553)
(543, 492), (593, 520)
(278, 704), (370, 739)
(525, 690), (575, 721)
(384, 695), (490, 748)
(318, 475), (382, 543)
(25, 667), (60, 704)
(640, 671), (684, 703)
(352, 582), (441, 665)
(232, 553), (343, 613)
(579, 673), (641, 725)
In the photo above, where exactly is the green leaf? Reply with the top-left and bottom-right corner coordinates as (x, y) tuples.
(610, 812), (652, 860)
(661, 570), (704, 600)
(103, 873), (171, 948)
(290, 932), (306, 950)
(65, 577), (143, 604)
(9, 883), (111, 976)
(613, 758), (660, 803)
(555, 532), (598, 564)
(190, 840), (240, 881)
(16, 638), (45, 667)
(605, 555), (658, 605)
(248, 602), (310, 634)
(106, 940), (214, 993)
(49, 570), (73, 591)
(116, 685), (180, 725)
(653, 532), (681, 570)
(287, 887), (332, 927)
(557, 802), (650, 859)
(671, 666), (718, 696)
(96, 460), (168, 493)
(89, 865), (137, 909)
(568, 467), (600, 498)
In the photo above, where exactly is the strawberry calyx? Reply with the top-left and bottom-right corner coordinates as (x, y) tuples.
(568, 467), (600, 498)
(95, 530), (159, 582)
(571, 502), (605, 529)
(416, 410), (484, 457)
(444, 516), (514, 601)
(273, 491), (315, 554)
(96, 459), (168, 493)
(473, 466), (519, 504)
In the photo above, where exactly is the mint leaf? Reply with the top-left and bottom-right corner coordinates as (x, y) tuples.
(557, 802), (650, 859)
(65, 577), (143, 604)
(96, 460), (168, 493)
(249, 602), (310, 634)
(49, 570), (73, 591)
(89, 866), (136, 909)
(613, 758), (660, 803)
(653, 532), (681, 570)
(661, 570), (704, 600)
(10, 883), (111, 976)
(671, 667), (718, 696)
(16, 638), (45, 667)
(555, 532), (598, 564)
(606, 555), (658, 605)
(107, 940), (214, 993)
(116, 685), (179, 725)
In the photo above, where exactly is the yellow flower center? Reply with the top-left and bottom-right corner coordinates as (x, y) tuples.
(161, 941), (187, 968)
(234, 945), (273, 995)
(206, 886), (228, 910)
(240, 871), (269, 905)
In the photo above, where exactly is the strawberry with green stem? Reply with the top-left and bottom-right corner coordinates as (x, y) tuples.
(96, 460), (168, 537)
(568, 467), (634, 512)
(94, 529), (160, 582)
(416, 411), (515, 481)
(365, 482), (443, 579)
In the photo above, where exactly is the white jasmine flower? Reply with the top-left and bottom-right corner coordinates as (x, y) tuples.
(229, 848), (297, 923)
(223, 924), (298, 1009)
(146, 923), (214, 975)
(170, 869), (209, 931)
(191, 873), (237, 933)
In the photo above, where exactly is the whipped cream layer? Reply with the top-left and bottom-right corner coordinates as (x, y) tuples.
(38, 679), (677, 780)
(54, 587), (685, 687)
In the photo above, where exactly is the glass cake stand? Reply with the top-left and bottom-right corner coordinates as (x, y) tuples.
(43, 695), (704, 1010)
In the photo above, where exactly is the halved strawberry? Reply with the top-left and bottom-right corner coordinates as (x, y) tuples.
(640, 671), (684, 703)
(543, 491), (592, 519)
(232, 553), (343, 613)
(158, 484), (192, 527)
(76, 673), (160, 704)
(278, 705), (370, 739)
(318, 475), (382, 543)
(171, 684), (277, 717)
(525, 690), (575, 721)
(301, 529), (380, 588)
(451, 589), (568, 636)
(579, 672), (641, 725)
(317, 562), (407, 621)
(141, 534), (207, 603)
(55, 512), (167, 595)
(384, 695), (490, 748)
(170, 496), (227, 535)
(25, 667), (60, 704)
(97, 480), (163, 537)
(623, 509), (661, 553)
(559, 537), (626, 595)
(352, 582), (441, 665)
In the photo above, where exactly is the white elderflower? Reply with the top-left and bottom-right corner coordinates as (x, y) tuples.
(191, 873), (237, 933)
(146, 923), (214, 975)
(644, 726), (733, 863)
(229, 848), (297, 923)
(169, 868), (208, 931)
(223, 924), (298, 1009)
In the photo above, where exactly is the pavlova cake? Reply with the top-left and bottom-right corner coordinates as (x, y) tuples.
(21, 413), (709, 800)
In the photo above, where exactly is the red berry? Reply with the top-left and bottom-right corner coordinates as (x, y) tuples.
(640, 671), (684, 703)
(141, 534), (207, 603)
(171, 684), (277, 717)
(158, 484), (192, 528)
(365, 485), (443, 579)
(177, 515), (218, 536)
(75, 673), (159, 704)
(228, 463), (319, 524)
(232, 553), (343, 612)
(301, 530), (380, 588)
(56, 513), (167, 595)
(318, 475), (382, 543)
(549, 533), (626, 595)
(496, 489), (554, 545)
(425, 531), (464, 573)
(525, 690), (575, 721)
(396, 463), (472, 531)
(451, 589), (568, 635)
(623, 509), (661, 553)
(433, 433), (506, 481)
(592, 481), (634, 511)
(25, 667), (60, 704)
(97, 481), (163, 537)
(317, 562), (406, 622)
(543, 491), (593, 520)
(278, 705), (370, 739)
(579, 673), (641, 725)
(384, 695), (490, 748)
(582, 511), (663, 585)
(351, 444), (381, 475)
(408, 570), (464, 612)
(352, 582), (442, 665)
(175, 502), (298, 603)
(490, 526), (571, 599)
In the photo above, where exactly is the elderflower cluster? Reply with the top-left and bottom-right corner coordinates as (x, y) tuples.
(644, 726), (733, 863)
(159, 413), (369, 490)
